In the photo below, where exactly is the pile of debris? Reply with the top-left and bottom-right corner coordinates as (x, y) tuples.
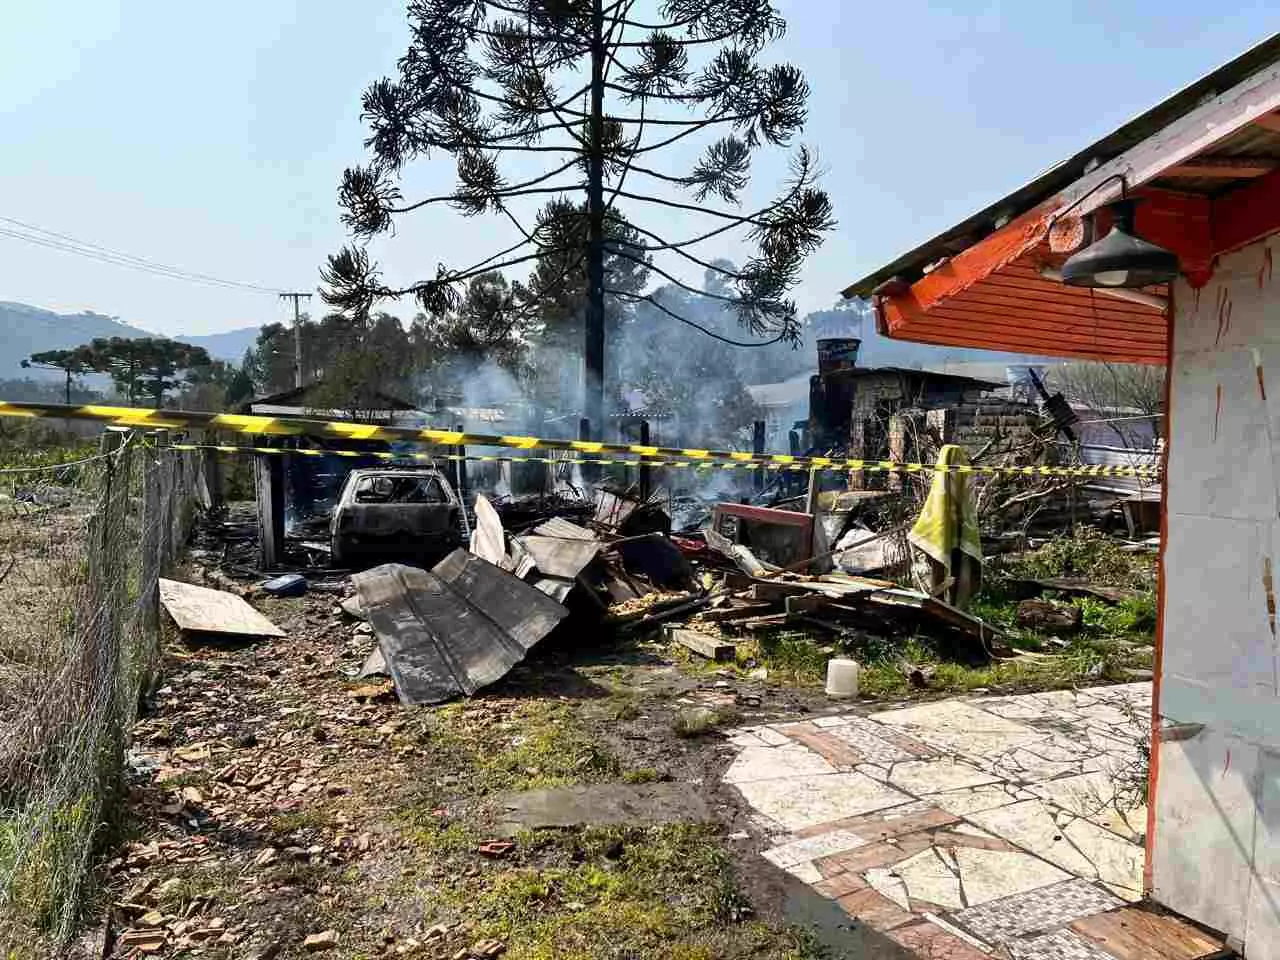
(487, 490), (595, 530)
(664, 565), (1008, 666)
(347, 486), (705, 706)
(472, 488), (698, 608)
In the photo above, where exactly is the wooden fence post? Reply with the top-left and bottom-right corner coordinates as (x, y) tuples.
(638, 420), (652, 502)
(203, 430), (223, 510)
(752, 419), (766, 492)
(254, 447), (284, 571)
(141, 430), (162, 668)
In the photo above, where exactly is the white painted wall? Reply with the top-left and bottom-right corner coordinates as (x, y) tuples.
(1154, 239), (1280, 957)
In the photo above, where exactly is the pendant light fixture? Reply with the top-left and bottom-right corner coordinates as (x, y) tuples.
(1054, 175), (1180, 289)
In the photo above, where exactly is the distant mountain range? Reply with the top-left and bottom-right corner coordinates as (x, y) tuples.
(2, 298), (1054, 396)
(0, 301), (260, 380)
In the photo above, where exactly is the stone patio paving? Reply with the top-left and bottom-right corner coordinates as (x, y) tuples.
(725, 683), (1168, 959)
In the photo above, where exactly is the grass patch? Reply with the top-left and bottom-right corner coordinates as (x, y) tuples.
(0, 796), (96, 934)
(674, 607), (1150, 700)
(155, 769), (213, 791)
(408, 823), (824, 960)
(670, 706), (741, 738)
(262, 859), (331, 891)
(1078, 595), (1157, 638)
(858, 641), (1135, 696)
(400, 813), (483, 869)
(605, 694), (641, 722)
(415, 700), (621, 798)
(152, 862), (238, 910)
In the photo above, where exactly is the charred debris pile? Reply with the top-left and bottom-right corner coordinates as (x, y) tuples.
(184, 450), (1156, 709)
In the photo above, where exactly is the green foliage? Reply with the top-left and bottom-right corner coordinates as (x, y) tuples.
(410, 824), (821, 960)
(522, 200), (651, 350)
(322, 0), (834, 405)
(248, 312), (415, 413)
(0, 420), (95, 469)
(1077, 595), (1158, 638)
(0, 795), (95, 932)
(418, 701), (620, 796)
(1001, 527), (1155, 591)
(21, 347), (97, 403)
(746, 632), (830, 686)
(412, 272), (536, 398)
(177, 358), (254, 411)
(670, 706), (740, 738)
(83, 336), (211, 406)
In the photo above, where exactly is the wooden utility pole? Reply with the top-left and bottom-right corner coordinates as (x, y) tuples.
(279, 292), (312, 388)
(583, 0), (606, 441)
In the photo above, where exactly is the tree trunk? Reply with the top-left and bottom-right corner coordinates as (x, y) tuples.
(583, 0), (606, 441)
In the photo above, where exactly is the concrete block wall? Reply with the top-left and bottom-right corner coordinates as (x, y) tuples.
(1153, 239), (1280, 957)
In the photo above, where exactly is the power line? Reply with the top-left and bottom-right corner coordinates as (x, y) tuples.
(0, 215), (282, 294)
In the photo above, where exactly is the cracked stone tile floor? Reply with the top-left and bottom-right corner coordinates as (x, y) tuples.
(724, 683), (1222, 960)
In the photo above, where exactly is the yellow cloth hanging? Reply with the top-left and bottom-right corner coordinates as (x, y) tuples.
(908, 444), (982, 590)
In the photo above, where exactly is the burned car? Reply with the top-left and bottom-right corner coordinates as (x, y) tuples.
(330, 467), (464, 567)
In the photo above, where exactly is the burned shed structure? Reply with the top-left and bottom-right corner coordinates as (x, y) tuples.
(241, 382), (437, 568)
(802, 338), (1040, 481)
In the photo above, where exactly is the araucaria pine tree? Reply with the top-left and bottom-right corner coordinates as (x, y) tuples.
(322, 0), (834, 437)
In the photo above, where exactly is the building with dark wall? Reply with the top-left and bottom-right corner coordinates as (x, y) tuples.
(805, 337), (1031, 465)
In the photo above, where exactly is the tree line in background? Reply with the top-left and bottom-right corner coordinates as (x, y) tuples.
(18, 296), (1166, 454)
(20, 187), (830, 450)
(24, 338), (228, 407)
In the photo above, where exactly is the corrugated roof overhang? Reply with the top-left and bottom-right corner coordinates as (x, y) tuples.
(850, 34), (1280, 366)
(875, 204), (1169, 364)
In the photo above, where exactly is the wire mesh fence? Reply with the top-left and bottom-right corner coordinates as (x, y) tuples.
(0, 432), (205, 944)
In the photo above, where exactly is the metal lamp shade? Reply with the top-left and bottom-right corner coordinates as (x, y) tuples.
(1060, 199), (1180, 289)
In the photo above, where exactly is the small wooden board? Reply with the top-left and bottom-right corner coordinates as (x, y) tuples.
(666, 626), (736, 661)
(159, 578), (285, 638)
(698, 602), (774, 622)
(784, 594), (831, 615)
(749, 581), (812, 602)
(1070, 908), (1225, 960)
(739, 613), (792, 632)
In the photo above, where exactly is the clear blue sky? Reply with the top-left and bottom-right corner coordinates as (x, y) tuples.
(1, 1), (1275, 338)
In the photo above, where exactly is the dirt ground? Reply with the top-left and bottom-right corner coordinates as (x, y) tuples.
(45, 512), (1157, 960)
(69, 576), (876, 960)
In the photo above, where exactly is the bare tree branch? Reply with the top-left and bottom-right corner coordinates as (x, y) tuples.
(609, 188), (764, 224)
(609, 289), (788, 346)
(391, 181), (584, 215)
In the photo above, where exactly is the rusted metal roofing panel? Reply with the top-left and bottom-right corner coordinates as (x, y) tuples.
(352, 551), (567, 705)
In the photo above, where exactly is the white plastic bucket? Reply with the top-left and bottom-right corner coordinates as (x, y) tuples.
(825, 658), (860, 699)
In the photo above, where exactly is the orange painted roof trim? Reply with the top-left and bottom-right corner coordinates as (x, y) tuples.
(874, 200), (1170, 364)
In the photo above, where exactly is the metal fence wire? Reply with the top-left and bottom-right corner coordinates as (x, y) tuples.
(0, 432), (205, 944)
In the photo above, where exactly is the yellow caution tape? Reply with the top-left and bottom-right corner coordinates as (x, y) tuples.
(0, 400), (1160, 480)
(164, 442), (1160, 480)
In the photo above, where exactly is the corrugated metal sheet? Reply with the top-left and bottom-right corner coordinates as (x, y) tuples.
(353, 551), (568, 705)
